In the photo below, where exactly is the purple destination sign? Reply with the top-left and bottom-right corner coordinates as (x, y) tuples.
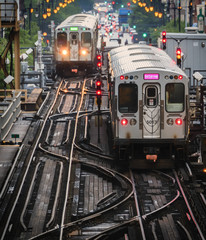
(144, 73), (159, 80)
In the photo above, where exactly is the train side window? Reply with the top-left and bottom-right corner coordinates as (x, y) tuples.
(166, 83), (184, 112)
(118, 84), (138, 113)
(57, 32), (67, 47)
(81, 32), (91, 47)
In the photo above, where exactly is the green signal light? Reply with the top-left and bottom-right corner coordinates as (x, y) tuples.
(121, 4), (124, 7)
(133, 25), (136, 29)
(143, 33), (147, 38)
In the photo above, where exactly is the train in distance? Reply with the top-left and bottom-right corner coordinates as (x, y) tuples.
(108, 44), (189, 169)
(54, 14), (99, 76)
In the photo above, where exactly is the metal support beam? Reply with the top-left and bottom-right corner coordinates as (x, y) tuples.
(14, 29), (20, 89)
(0, 1), (20, 89)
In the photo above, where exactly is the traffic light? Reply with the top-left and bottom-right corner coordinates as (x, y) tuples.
(176, 47), (182, 67)
(97, 54), (102, 68)
(162, 31), (166, 50)
(142, 32), (147, 38)
(96, 80), (102, 107)
(112, 1), (115, 5)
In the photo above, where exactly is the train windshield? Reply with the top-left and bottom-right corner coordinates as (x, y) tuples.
(81, 32), (91, 46)
(166, 83), (184, 112)
(57, 32), (67, 47)
(118, 84), (138, 113)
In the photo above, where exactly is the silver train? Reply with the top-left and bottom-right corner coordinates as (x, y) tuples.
(54, 14), (99, 76)
(108, 44), (190, 168)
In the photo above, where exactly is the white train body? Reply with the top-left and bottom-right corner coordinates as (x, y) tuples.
(108, 44), (190, 166)
(54, 14), (98, 75)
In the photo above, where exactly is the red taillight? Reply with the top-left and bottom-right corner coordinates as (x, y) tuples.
(175, 118), (182, 125)
(121, 119), (128, 126)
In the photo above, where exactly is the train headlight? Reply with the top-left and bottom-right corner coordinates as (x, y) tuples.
(121, 118), (128, 126)
(81, 49), (88, 56)
(175, 118), (183, 125)
(167, 118), (174, 125)
(61, 49), (68, 56)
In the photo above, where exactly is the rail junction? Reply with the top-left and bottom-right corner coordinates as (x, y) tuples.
(0, 3), (206, 240)
(0, 59), (206, 239)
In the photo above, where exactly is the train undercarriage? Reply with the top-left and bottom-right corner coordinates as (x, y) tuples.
(113, 139), (188, 169)
(56, 62), (95, 77)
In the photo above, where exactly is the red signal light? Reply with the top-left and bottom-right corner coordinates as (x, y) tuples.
(175, 118), (183, 125)
(96, 90), (102, 96)
(162, 31), (166, 37)
(176, 48), (181, 59)
(120, 75), (124, 80)
(112, 1), (115, 4)
(178, 75), (183, 79)
(121, 118), (128, 126)
(97, 62), (102, 67)
(176, 49), (181, 55)
(127, 2), (131, 7)
(176, 47), (182, 67)
(97, 55), (101, 60)
(96, 80), (101, 87)
(162, 31), (166, 50)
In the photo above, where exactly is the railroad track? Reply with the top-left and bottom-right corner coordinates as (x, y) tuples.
(0, 75), (206, 240)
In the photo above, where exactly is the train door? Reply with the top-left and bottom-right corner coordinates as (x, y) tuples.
(142, 84), (161, 138)
(69, 32), (79, 61)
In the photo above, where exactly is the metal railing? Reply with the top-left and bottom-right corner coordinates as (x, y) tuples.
(0, 92), (21, 141)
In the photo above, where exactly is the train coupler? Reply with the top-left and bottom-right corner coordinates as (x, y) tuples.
(146, 155), (158, 162)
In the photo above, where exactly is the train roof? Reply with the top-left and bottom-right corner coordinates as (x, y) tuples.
(108, 44), (187, 77)
(56, 14), (98, 30)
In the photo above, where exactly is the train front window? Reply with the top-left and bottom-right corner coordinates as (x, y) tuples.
(145, 86), (157, 107)
(118, 84), (138, 113)
(81, 32), (91, 47)
(57, 32), (67, 47)
(166, 83), (184, 112)
(70, 33), (78, 45)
